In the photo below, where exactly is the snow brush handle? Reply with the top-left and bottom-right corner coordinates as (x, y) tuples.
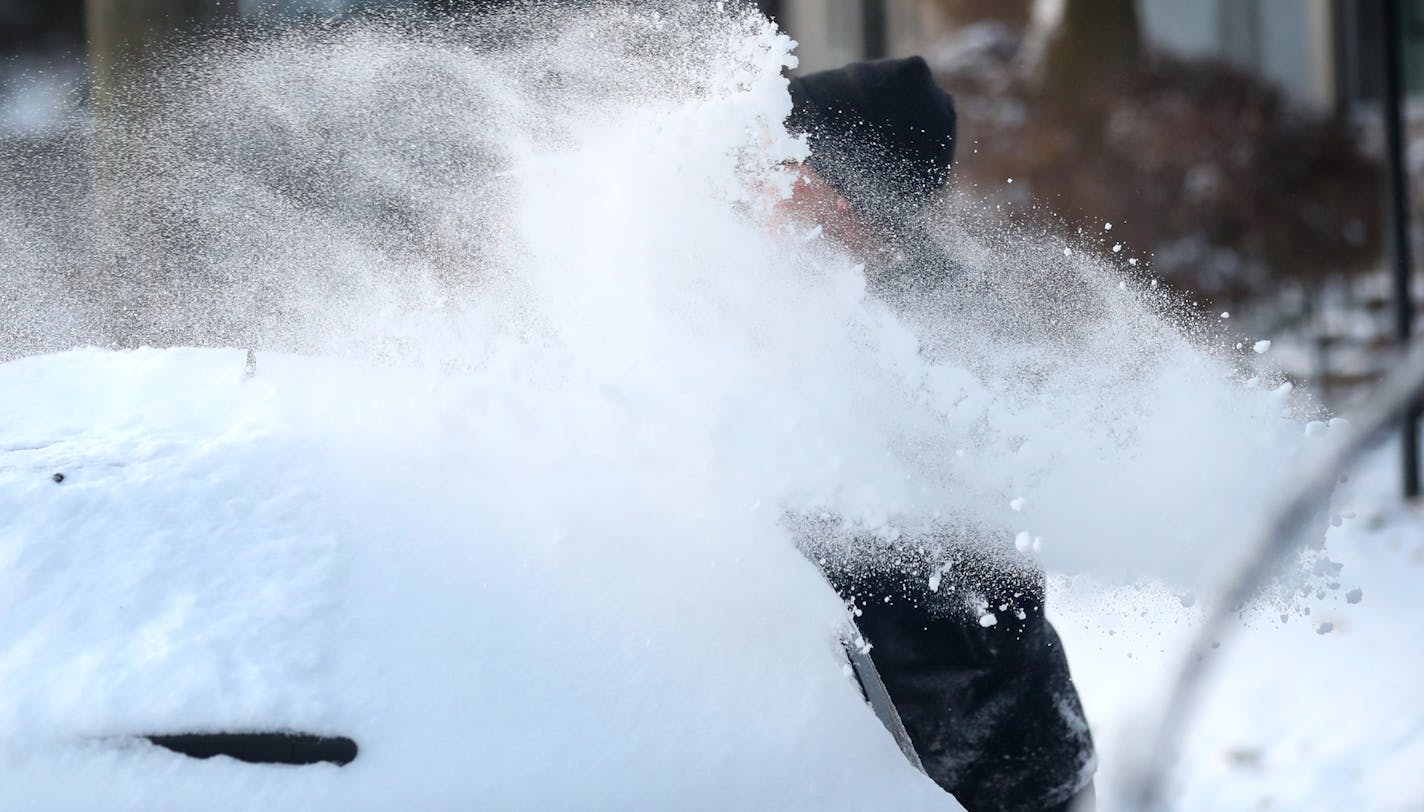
(1128, 338), (1424, 810)
(844, 639), (927, 775)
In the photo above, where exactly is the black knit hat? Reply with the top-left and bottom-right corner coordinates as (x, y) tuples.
(787, 56), (957, 223)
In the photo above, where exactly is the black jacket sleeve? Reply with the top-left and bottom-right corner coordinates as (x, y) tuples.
(825, 551), (1096, 812)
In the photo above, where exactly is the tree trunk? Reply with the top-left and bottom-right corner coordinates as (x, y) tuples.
(86, 0), (234, 117)
(1039, 0), (1142, 101)
(84, 0), (236, 346)
(936, 0), (1032, 30)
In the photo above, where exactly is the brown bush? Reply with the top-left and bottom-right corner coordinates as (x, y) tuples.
(938, 26), (1381, 304)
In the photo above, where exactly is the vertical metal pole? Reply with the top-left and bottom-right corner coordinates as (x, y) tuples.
(861, 0), (887, 60)
(1381, 0), (1422, 498)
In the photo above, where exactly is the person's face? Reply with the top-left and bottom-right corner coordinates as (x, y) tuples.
(768, 164), (882, 255)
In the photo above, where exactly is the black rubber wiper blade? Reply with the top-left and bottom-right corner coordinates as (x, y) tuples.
(144, 732), (358, 766)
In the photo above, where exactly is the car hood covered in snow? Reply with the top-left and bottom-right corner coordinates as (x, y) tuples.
(0, 347), (960, 811)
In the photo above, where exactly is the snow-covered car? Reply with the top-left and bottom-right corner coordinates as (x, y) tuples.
(0, 348), (961, 811)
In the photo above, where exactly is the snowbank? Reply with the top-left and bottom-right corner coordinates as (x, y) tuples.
(1053, 441), (1424, 810)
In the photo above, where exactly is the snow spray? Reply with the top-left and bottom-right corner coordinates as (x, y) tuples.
(0, 4), (1342, 623)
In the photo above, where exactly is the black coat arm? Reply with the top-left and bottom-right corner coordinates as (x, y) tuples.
(821, 543), (1096, 812)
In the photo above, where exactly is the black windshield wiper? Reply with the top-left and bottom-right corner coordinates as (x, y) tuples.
(144, 731), (358, 766)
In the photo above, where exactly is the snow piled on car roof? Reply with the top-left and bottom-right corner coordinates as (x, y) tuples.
(0, 347), (961, 811)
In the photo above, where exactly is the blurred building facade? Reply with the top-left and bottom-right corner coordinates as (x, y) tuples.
(3, 0), (1421, 116)
(1137, 0), (1336, 110)
(0, 0), (1336, 105)
(771, 0), (1424, 114)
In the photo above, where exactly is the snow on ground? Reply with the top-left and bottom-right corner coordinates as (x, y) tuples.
(1054, 440), (1424, 810)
